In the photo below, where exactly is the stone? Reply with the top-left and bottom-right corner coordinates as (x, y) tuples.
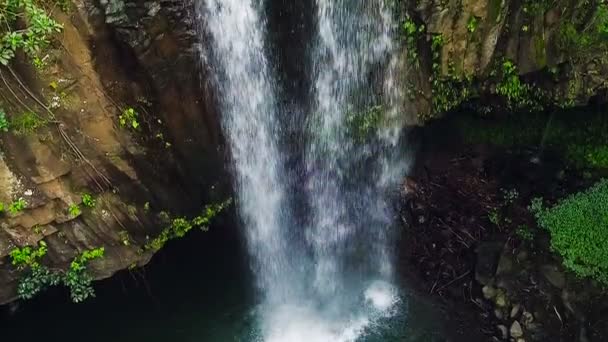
(541, 265), (566, 288)
(495, 290), (508, 307)
(510, 321), (524, 338)
(494, 308), (504, 320)
(516, 339), (526, 342)
(496, 251), (514, 276)
(497, 325), (508, 340)
(483, 285), (497, 299)
(510, 304), (522, 318)
(521, 311), (534, 326)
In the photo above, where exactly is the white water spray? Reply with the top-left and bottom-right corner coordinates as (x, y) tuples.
(197, 0), (409, 340)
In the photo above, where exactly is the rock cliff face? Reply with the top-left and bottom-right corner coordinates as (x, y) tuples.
(0, 0), (225, 304)
(399, 0), (608, 123)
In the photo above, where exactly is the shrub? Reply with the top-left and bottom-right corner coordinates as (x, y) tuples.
(0, 0), (63, 65)
(534, 180), (608, 285)
(11, 243), (105, 302)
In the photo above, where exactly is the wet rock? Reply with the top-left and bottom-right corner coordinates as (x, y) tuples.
(495, 308), (504, 320)
(483, 285), (497, 299)
(541, 265), (566, 288)
(516, 338), (526, 342)
(510, 304), (522, 319)
(496, 250), (514, 276)
(510, 321), (524, 338)
(497, 324), (508, 340)
(516, 250), (528, 262)
(521, 311), (534, 326)
(495, 290), (508, 308)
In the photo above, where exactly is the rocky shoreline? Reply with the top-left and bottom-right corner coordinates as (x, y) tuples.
(398, 127), (608, 342)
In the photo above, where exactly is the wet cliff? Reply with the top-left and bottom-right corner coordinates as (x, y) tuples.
(0, 0), (225, 304)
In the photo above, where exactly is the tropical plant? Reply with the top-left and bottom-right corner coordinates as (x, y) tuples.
(533, 179), (608, 285)
(0, 0), (63, 66)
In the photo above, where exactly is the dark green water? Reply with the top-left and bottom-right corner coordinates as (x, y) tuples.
(1, 223), (454, 342)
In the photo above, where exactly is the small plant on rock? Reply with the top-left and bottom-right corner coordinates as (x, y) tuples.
(64, 247), (104, 303)
(68, 203), (81, 217)
(119, 107), (140, 130)
(0, 109), (9, 132)
(9, 198), (26, 214)
(81, 193), (96, 208)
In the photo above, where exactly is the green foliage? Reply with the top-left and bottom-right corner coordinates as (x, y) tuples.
(81, 193), (96, 208)
(8, 198), (26, 214)
(516, 225), (535, 242)
(467, 16), (480, 34)
(68, 203), (81, 217)
(346, 105), (383, 140)
(488, 209), (501, 226)
(0, 0), (63, 65)
(10, 241), (47, 269)
(10, 112), (46, 135)
(501, 188), (519, 206)
(427, 33), (475, 118)
(494, 60), (539, 110)
(558, 4), (608, 57)
(402, 16), (424, 67)
(10, 240), (104, 302)
(534, 180), (608, 285)
(0, 108), (9, 132)
(119, 107), (140, 130)
(17, 265), (61, 299)
(457, 110), (608, 169)
(64, 247), (104, 302)
(145, 199), (232, 251)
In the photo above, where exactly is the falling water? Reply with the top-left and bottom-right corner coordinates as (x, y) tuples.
(197, 0), (409, 341)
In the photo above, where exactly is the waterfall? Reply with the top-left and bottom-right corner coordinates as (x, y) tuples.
(197, 1), (409, 341)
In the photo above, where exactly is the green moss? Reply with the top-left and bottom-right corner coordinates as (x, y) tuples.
(532, 180), (608, 285)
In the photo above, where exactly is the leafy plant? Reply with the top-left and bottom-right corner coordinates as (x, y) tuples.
(10, 241), (48, 270)
(501, 188), (519, 206)
(488, 208), (501, 226)
(64, 247), (104, 303)
(0, 0), (63, 65)
(0, 109), (9, 132)
(119, 107), (140, 130)
(516, 225), (535, 242)
(402, 16), (425, 67)
(68, 203), (81, 217)
(81, 193), (96, 208)
(9, 198), (26, 214)
(534, 179), (608, 285)
(495, 60), (538, 110)
(467, 16), (480, 33)
(10, 112), (46, 135)
(145, 199), (232, 251)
